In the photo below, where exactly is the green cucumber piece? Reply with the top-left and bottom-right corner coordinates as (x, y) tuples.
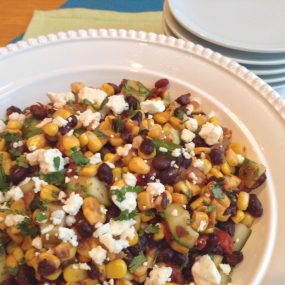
(219, 270), (232, 285)
(233, 223), (252, 251)
(164, 203), (199, 249)
(163, 123), (181, 145)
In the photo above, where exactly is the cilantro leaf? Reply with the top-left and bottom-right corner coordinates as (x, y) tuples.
(82, 99), (98, 112)
(153, 139), (182, 152)
(74, 127), (85, 135)
(93, 128), (106, 138)
(25, 128), (42, 138)
(18, 218), (39, 237)
(143, 224), (160, 234)
(35, 212), (47, 222)
(4, 133), (22, 142)
(212, 178), (225, 199)
(175, 109), (186, 121)
(129, 251), (147, 273)
(53, 157), (60, 170)
(41, 171), (65, 186)
(113, 118), (124, 132)
(0, 154), (10, 192)
(111, 186), (142, 202)
(114, 210), (137, 221)
(9, 148), (21, 158)
(71, 148), (89, 166)
(30, 197), (47, 211)
(99, 97), (108, 110)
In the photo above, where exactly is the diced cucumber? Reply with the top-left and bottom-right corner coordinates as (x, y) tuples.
(219, 270), (232, 285)
(163, 123), (181, 145)
(233, 223), (252, 251)
(164, 203), (199, 249)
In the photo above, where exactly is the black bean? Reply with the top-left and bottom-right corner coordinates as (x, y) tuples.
(176, 93), (191, 106)
(38, 259), (57, 276)
(97, 163), (113, 185)
(59, 125), (72, 135)
(158, 168), (179, 185)
(204, 234), (219, 253)
(30, 104), (47, 120)
(224, 251), (243, 266)
(217, 220), (235, 236)
(106, 204), (121, 222)
(67, 115), (78, 128)
(10, 166), (28, 185)
(132, 111), (143, 125)
(249, 173), (267, 190)
(247, 194), (263, 217)
(210, 148), (225, 165)
(155, 78), (169, 89)
(2, 278), (19, 285)
(157, 248), (175, 263)
(139, 128), (148, 136)
(129, 235), (148, 255)
(45, 134), (58, 146)
(16, 265), (37, 285)
(140, 138), (155, 155)
(75, 219), (94, 238)
(87, 263), (100, 279)
(126, 96), (140, 110)
(173, 252), (189, 267)
(192, 135), (208, 147)
(6, 106), (22, 117)
(108, 82), (121, 94)
(152, 156), (171, 171)
(28, 165), (40, 177)
(177, 156), (192, 168)
(121, 129), (132, 143)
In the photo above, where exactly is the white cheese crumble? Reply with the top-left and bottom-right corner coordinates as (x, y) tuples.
(171, 148), (182, 157)
(35, 118), (53, 128)
(66, 215), (76, 227)
(47, 92), (75, 108)
(193, 159), (205, 171)
(58, 227), (78, 247)
(4, 214), (26, 227)
(32, 236), (43, 250)
(77, 109), (101, 130)
(31, 177), (48, 193)
(62, 192), (83, 216)
(159, 147), (168, 153)
(72, 263), (91, 271)
(237, 154), (245, 165)
(192, 255), (221, 285)
(65, 177), (70, 184)
(88, 246), (107, 265)
(185, 118), (198, 132)
(171, 209), (178, 217)
(0, 120), (6, 133)
(219, 264), (231, 275)
(123, 172), (137, 187)
(146, 182), (165, 196)
(58, 191), (67, 203)
(94, 219), (136, 254)
(8, 112), (26, 123)
(13, 141), (23, 148)
(145, 266), (172, 285)
(199, 122), (223, 146)
(5, 186), (23, 201)
(53, 116), (68, 127)
(78, 87), (108, 108)
(181, 129), (196, 143)
(106, 95), (129, 115)
(189, 172), (198, 184)
(51, 210), (65, 225)
(116, 144), (132, 156)
(41, 224), (54, 234)
(112, 191), (137, 212)
(89, 153), (102, 165)
(141, 100), (165, 114)
(197, 220), (208, 232)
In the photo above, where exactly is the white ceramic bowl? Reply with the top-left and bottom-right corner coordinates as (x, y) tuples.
(0, 29), (284, 285)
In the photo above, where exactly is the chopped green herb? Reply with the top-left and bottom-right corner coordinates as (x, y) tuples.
(113, 118), (124, 132)
(16, 156), (29, 168)
(35, 212), (47, 222)
(74, 127), (85, 135)
(8, 267), (19, 276)
(82, 99), (98, 112)
(53, 156), (61, 170)
(111, 186), (142, 202)
(71, 147), (89, 166)
(30, 198), (47, 211)
(207, 205), (217, 212)
(114, 210), (137, 221)
(145, 209), (155, 217)
(9, 148), (21, 158)
(25, 128), (42, 138)
(153, 138), (182, 152)
(175, 109), (185, 121)
(0, 154), (10, 193)
(99, 97), (109, 110)
(129, 251), (147, 273)
(212, 178), (225, 199)
(93, 128), (106, 138)
(4, 133), (22, 142)
(143, 224), (160, 234)
(18, 218), (39, 237)
(41, 172), (65, 186)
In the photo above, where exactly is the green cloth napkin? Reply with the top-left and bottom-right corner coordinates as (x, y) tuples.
(23, 8), (163, 40)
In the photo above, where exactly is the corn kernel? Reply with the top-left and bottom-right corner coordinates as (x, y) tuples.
(170, 241), (189, 254)
(209, 168), (224, 178)
(71, 82), (85, 94)
(221, 162), (231, 175)
(128, 231), (139, 246)
(54, 109), (73, 120)
(128, 157), (150, 174)
(27, 134), (46, 150)
(191, 211), (209, 232)
(137, 191), (154, 211)
(83, 197), (106, 225)
(101, 83), (115, 96)
(229, 142), (246, 156)
(62, 135), (80, 152)
(194, 147), (211, 155)
(79, 133), (89, 146)
(86, 131), (103, 152)
(169, 117), (184, 131)
(191, 196), (211, 210)
(237, 191), (250, 211)
(80, 165), (98, 177)
(105, 259), (127, 279)
(171, 192), (188, 205)
(226, 148), (239, 167)
(43, 122), (59, 137)
(40, 185), (60, 202)
(153, 223), (164, 241)
(12, 248), (24, 263)
(154, 111), (171, 124)
(55, 242), (77, 261)
(241, 213), (254, 228)
(140, 211), (155, 222)
(0, 138), (5, 151)
(6, 254), (17, 268)
(232, 210), (245, 224)
(7, 120), (22, 130)
(46, 269), (63, 281)
(104, 153), (119, 163)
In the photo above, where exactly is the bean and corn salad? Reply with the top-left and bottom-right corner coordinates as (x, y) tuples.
(0, 79), (266, 285)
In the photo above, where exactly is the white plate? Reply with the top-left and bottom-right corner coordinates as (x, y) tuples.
(0, 29), (284, 285)
(168, 0), (285, 53)
(164, 1), (285, 66)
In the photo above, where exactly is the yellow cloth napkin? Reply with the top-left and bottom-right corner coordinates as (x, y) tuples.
(23, 8), (163, 39)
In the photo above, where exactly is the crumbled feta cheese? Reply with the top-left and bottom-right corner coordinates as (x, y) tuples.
(192, 255), (221, 285)
(189, 172), (198, 184)
(77, 109), (101, 129)
(145, 266), (172, 285)
(12, 140), (23, 148)
(28, 145), (36, 151)
(58, 227), (78, 247)
(159, 147), (168, 153)
(183, 151), (191, 159)
(65, 177), (70, 183)
(36, 118), (53, 128)
(171, 209), (178, 216)
(9, 112), (26, 123)
(193, 159), (205, 171)
(31, 177), (48, 193)
(199, 122), (223, 146)
(146, 182), (165, 196)
(171, 148), (182, 157)
(94, 219), (136, 253)
(53, 116), (68, 127)
(105, 162), (115, 168)
(106, 95), (128, 115)
(185, 142), (195, 153)
(219, 264), (231, 276)
(58, 191), (67, 202)
(51, 210), (65, 225)
(116, 144), (132, 156)
(47, 92), (75, 108)
(72, 263), (91, 271)
(89, 153), (102, 165)
(237, 154), (245, 165)
(66, 215), (76, 227)
(197, 220), (208, 232)
(63, 193), (83, 216)
(41, 224), (54, 234)
(32, 236), (43, 250)
(185, 118), (198, 132)
(123, 172), (137, 186)
(5, 186), (23, 201)
(186, 104), (194, 115)
(78, 87), (108, 108)
(112, 191), (137, 212)
(141, 100), (165, 114)
(0, 120), (6, 133)
(89, 246), (107, 265)
(181, 129), (196, 143)
(4, 214), (26, 227)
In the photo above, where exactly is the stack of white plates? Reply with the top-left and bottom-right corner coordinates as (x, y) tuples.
(163, 0), (285, 96)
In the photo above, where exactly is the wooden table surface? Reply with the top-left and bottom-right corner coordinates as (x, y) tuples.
(0, 0), (66, 47)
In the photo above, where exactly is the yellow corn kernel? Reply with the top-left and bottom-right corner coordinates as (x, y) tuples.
(116, 280), (133, 285)
(193, 115), (207, 127)
(12, 248), (24, 263)
(194, 147), (211, 155)
(133, 265), (148, 278)
(237, 191), (250, 211)
(22, 236), (32, 251)
(85, 131), (103, 152)
(55, 242), (77, 261)
(226, 149), (239, 167)
(209, 116), (219, 126)
(137, 191), (154, 211)
(218, 195), (231, 208)
(132, 135), (143, 149)
(6, 254), (17, 268)
(153, 223), (165, 241)
(171, 192), (188, 205)
(101, 83), (115, 96)
(0, 138), (5, 151)
(241, 213), (255, 228)
(6, 242), (17, 254)
(113, 179), (126, 188)
(104, 153), (119, 163)
(62, 135), (80, 152)
(43, 123), (59, 137)
(170, 241), (189, 254)
(191, 196), (211, 210)
(232, 210), (245, 224)
(83, 197), (106, 225)
(39, 252), (61, 267)
(211, 199), (230, 222)
(221, 162), (232, 175)
(45, 269), (62, 281)
(11, 199), (26, 212)
(128, 157), (150, 174)
(138, 148), (156, 160)
(70, 81), (85, 94)
(84, 151), (94, 158)
(80, 165), (98, 177)
(166, 283), (179, 285)
(25, 248), (36, 263)
(54, 109), (72, 120)
(169, 117), (184, 131)
(223, 175), (241, 191)
(140, 211), (155, 222)
(27, 134), (46, 150)
(202, 159), (212, 174)
(112, 167), (122, 180)
(79, 133), (89, 146)
(154, 111), (171, 124)
(7, 120), (22, 130)
(128, 231), (139, 246)
(6, 229), (23, 244)
(109, 137), (124, 147)
(210, 168), (224, 178)
(40, 184), (60, 202)
(191, 211), (209, 232)
(148, 125), (163, 139)
(105, 259), (127, 279)
(229, 142), (246, 156)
